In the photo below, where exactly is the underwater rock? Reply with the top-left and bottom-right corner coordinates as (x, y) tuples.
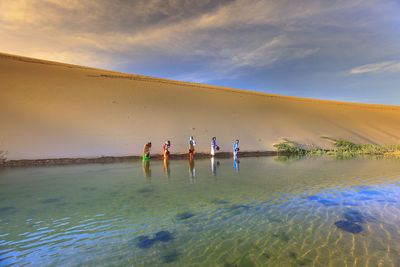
(176, 211), (195, 220)
(162, 250), (179, 263)
(136, 230), (174, 249)
(138, 187), (153, 193)
(40, 198), (61, 204)
(81, 187), (96, 191)
(155, 231), (173, 242)
(136, 236), (155, 249)
(344, 210), (365, 223)
(273, 231), (290, 242)
(214, 201), (230, 204)
(334, 220), (363, 233)
(0, 206), (18, 214)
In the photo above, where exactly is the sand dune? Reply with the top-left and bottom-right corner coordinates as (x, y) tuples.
(1, 52), (400, 161)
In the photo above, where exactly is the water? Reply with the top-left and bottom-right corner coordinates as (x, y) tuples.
(1, 156), (400, 266)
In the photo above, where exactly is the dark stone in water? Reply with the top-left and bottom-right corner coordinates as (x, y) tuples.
(155, 231), (173, 242)
(344, 210), (365, 223)
(40, 198), (61, 204)
(296, 258), (312, 266)
(334, 220), (363, 233)
(211, 198), (230, 204)
(138, 187), (153, 194)
(0, 206), (18, 214)
(262, 252), (271, 259)
(136, 230), (174, 249)
(318, 199), (339, 206)
(136, 236), (155, 249)
(176, 211), (195, 220)
(162, 250), (179, 263)
(81, 187), (96, 191)
(273, 231), (290, 242)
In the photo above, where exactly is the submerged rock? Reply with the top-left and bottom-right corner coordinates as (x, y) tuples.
(136, 230), (174, 249)
(273, 231), (290, 242)
(155, 231), (173, 242)
(81, 187), (96, 191)
(0, 206), (18, 214)
(137, 187), (153, 194)
(344, 210), (366, 223)
(334, 220), (363, 233)
(40, 198), (61, 204)
(136, 236), (155, 249)
(162, 250), (179, 263)
(176, 211), (195, 220)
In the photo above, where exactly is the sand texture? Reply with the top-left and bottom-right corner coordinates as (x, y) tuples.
(1, 52), (400, 160)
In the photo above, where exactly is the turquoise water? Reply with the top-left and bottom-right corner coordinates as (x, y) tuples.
(1, 156), (400, 266)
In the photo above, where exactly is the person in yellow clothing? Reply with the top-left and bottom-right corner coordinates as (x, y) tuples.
(188, 136), (196, 158)
(143, 142), (152, 160)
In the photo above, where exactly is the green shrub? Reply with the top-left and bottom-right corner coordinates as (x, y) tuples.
(275, 137), (400, 157)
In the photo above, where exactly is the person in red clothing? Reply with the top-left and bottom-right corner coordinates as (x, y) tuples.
(163, 140), (171, 159)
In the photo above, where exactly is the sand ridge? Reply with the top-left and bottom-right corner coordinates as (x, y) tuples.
(1, 52), (400, 160)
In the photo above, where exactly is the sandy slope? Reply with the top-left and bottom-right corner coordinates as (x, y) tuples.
(1, 53), (400, 160)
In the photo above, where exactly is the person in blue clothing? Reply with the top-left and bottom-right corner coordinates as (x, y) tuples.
(211, 137), (219, 156)
(233, 139), (240, 159)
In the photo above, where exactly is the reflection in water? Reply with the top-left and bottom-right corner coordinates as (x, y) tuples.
(142, 159), (151, 178)
(2, 157), (400, 266)
(211, 157), (219, 176)
(188, 157), (195, 183)
(163, 158), (170, 178)
(233, 158), (240, 172)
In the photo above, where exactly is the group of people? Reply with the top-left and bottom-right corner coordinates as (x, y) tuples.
(142, 137), (240, 160)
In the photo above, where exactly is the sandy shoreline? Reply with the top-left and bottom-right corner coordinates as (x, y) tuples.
(0, 151), (278, 167)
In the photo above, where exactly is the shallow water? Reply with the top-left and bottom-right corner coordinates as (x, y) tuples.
(1, 156), (400, 266)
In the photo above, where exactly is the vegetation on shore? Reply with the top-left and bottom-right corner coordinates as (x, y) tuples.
(273, 137), (400, 157)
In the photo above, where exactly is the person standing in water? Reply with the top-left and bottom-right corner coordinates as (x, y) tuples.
(163, 140), (171, 159)
(189, 136), (196, 158)
(233, 139), (240, 159)
(143, 142), (152, 160)
(211, 137), (219, 156)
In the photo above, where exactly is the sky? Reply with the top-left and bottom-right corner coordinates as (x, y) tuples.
(0, 0), (399, 105)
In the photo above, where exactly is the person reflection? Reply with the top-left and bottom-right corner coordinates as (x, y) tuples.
(163, 158), (171, 178)
(142, 158), (151, 178)
(233, 158), (240, 173)
(211, 157), (219, 176)
(189, 157), (196, 183)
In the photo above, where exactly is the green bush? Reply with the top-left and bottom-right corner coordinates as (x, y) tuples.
(275, 137), (400, 157)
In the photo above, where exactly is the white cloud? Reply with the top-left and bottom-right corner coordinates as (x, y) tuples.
(349, 61), (400, 74)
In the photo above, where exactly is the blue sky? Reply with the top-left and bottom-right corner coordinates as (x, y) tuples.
(1, 0), (399, 104)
